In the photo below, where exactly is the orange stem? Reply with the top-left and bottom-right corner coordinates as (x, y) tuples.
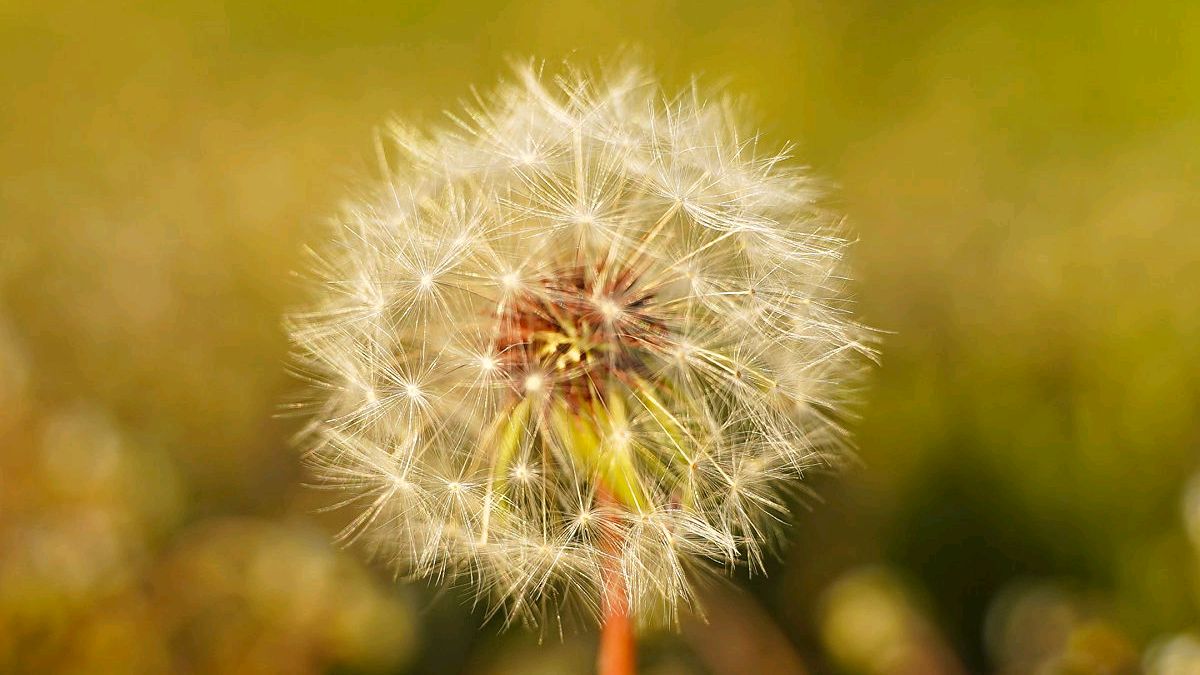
(598, 560), (635, 675)
(597, 490), (636, 675)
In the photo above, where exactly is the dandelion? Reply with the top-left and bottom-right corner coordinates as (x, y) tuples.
(288, 60), (875, 672)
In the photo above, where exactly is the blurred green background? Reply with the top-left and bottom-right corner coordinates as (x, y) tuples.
(2, 1), (1198, 673)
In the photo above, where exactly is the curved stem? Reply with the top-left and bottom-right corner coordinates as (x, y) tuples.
(597, 488), (635, 675)
(597, 531), (635, 675)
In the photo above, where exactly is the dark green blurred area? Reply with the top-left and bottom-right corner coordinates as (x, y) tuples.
(2, 1), (1198, 673)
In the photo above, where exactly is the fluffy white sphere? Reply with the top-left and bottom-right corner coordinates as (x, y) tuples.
(289, 61), (874, 629)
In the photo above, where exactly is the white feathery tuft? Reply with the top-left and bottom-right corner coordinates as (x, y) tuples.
(288, 60), (876, 630)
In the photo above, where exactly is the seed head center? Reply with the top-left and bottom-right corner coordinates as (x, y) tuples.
(493, 264), (665, 397)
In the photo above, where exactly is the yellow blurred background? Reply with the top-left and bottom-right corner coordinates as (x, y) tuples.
(2, 1), (1198, 673)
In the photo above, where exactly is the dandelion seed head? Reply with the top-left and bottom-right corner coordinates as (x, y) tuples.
(289, 59), (875, 630)
(500, 271), (522, 290)
(523, 373), (544, 393)
(510, 463), (535, 483)
(595, 297), (623, 321)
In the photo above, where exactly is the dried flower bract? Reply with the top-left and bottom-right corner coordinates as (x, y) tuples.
(288, 60), (875, 630)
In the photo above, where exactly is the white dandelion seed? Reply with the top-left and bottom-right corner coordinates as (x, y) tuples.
(288, 60), (876, 632)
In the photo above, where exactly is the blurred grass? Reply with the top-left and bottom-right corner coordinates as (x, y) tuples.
(2, 1), (1198, 673)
